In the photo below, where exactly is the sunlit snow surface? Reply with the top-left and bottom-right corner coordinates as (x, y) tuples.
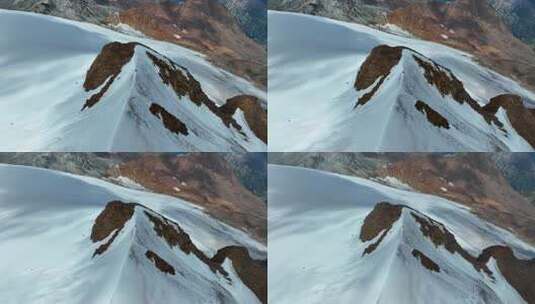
(268, 11), (535, 152)
(0, 9), (266, 152)
(0, 164), (265, 303)
(268, 165), (535, 304)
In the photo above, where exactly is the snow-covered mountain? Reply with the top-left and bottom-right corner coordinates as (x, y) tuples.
(268, 11), (535, 152)
(0, 164), (266, 303)
(268, 164), (535, 304)
(0, 9), (266, 151)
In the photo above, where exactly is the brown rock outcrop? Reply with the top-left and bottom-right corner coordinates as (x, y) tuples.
(149, 103), (189, 136)
(220, 95), (267, 143)
(211, 246), (267, 304)
(415, 100), (450, 129)
(90, 200), (136, 257)
(145, 250), (176, 275)
(82, 42), (137, 110)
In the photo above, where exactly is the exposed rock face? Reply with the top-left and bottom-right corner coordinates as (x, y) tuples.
(90, 200), (136, 256)
(354, 45), (403, 106)
(212, 246), (267, 304)
(360, 202), (403, 255)
(145, 250), (176, 275)
(477, 245), (535, 304)
(415, 100), (450, 129)
(483, 94), (535, 148)
(149, 103), (189, 136)
(388, 0), (535, 90)
(220, 95), (267, 143)
(82, 42), (137, 110)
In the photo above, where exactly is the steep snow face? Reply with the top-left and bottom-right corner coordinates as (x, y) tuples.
(268, 11), (535, 152)
(0, 9), (266, 152)
(268, 165), (535, 304)
(0, 164), (266, 303)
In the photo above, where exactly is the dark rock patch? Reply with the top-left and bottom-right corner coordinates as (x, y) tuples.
(220, 95), (267, 143)
(412, 249), (440, 272)
(146, 51), (244, 134)
(90, 200), (136, 257)
(355, 45), (403, 90)
(411, 212), (493, 276)
(412, 54), (503, 128)
(483, 94), (535, 147)
(149, 103), (189, 136)
(476, 245), (535, 304)
(144, 211), (228, 277)
(211, 246), (267, 304)
(82, 42), (137, 110)
(355, 45), (403, 107)
(360, 202), (403, 255)
(145, 250), (176, 275)
(415, 100), (450, 129)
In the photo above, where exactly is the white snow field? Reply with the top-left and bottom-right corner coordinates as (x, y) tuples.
(268, 164), (535, 304)
(268, 11), (535, 152)
(0, 9), (266, 152)
(0, 164), (266, 304)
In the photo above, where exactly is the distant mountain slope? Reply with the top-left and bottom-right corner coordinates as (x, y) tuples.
(0, 9), (266, 151)
(113, 0), (266, 86)
(219, 0), (267, 44)
(387, 0), (535, 91)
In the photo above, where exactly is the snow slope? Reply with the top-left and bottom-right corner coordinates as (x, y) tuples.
(268, 11), (535, 152)
(268, 164), (535, 304)
(0, 9), (266, 152)
(0, 164), (266, 303)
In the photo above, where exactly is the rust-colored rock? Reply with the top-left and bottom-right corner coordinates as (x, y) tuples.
(377, 154), (535, 246)
(90, 200), (136, 257)
(412, 249), (440, 272)
(355, 45), (403, 107)
(82, 42), (137, 110)
(387, 0), (535, 91)
(108, 154), (267, 243)
(360, 202), (403, 255)
(145, 250), (176, 275)
(112, 0), (267, 87)
(415, 100), (450, 129)
(220, 95), (267, 143)
(211, 246), (267, 304)
(355, 45), (403, 90)
(476, 245), (535, 304)
(483, 94), (535, 148)
(149, 103), (189, 136)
